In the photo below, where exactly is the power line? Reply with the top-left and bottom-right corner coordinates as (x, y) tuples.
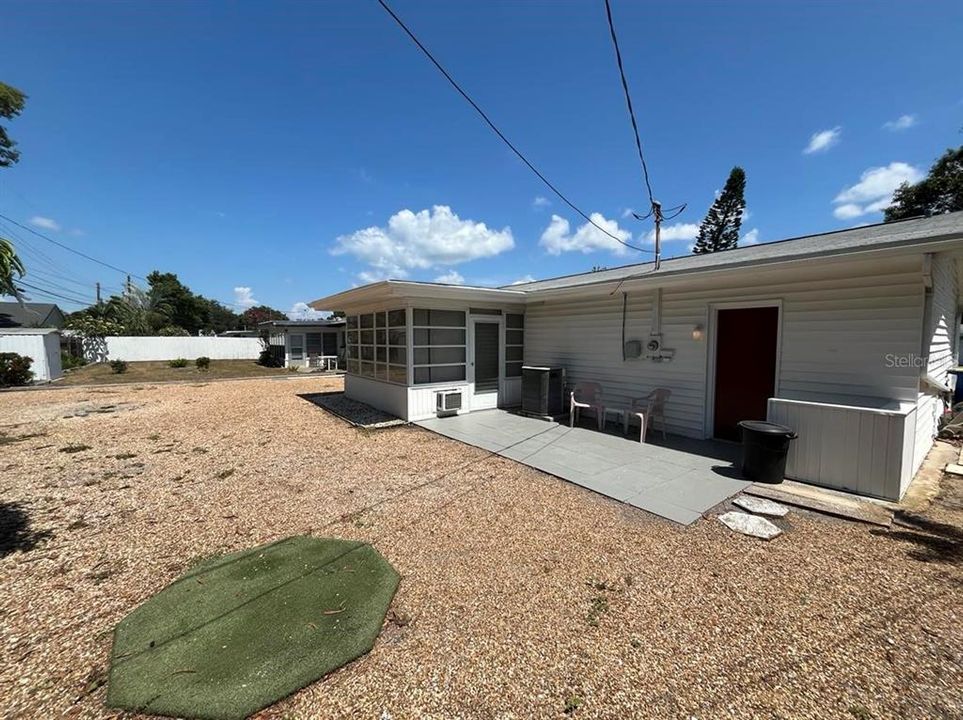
(22, 266), (101, 292)
(0, 220), (87, 279)
(0, 212), (146, 281)
(375, 0), (654, 255)
(603, 0), (654, 208)
(602, 0), (686, 270)
(17, 280), (94, 306)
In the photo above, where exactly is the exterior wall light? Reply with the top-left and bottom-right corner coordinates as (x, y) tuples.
(692, 324), (704, 341)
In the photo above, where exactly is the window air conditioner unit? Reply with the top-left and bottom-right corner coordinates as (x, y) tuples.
(436, 390), (462, 414)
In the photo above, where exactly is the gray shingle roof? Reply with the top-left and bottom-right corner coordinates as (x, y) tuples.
(0, 302), (63, 328)
(505, 212), (963, 293)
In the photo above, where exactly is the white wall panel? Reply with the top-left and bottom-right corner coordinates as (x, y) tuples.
(344, 374), (409, 419)
(768, 397), (913, 500)
(913, 252), (960, 473)
(83, 336), (262, 362)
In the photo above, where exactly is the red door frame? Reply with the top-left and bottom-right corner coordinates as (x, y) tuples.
(706, 301), (782, 441)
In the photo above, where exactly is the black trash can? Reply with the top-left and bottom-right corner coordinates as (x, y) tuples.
(737, 420), (798, 484)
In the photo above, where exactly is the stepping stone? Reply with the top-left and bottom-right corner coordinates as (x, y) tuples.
(732, 494), (789, 517)
(718, 511), (782, 540)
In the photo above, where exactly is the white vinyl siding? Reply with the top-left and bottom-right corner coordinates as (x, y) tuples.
(913, 252), (960, 474)
(524, 255), (925, 439)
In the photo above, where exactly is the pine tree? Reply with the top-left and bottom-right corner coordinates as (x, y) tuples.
(692, 167), (746, 254)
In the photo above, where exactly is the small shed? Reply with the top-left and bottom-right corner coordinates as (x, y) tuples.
(259, 319), (346, 369)
(0, 328), (63, 383)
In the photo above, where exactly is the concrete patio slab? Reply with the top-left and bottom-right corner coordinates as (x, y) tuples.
(417, 410), (750, 525)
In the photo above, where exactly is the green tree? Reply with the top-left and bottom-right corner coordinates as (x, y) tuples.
(0, 81), (26, 168)
(0, 82), (27, 298)
(240, 305), (287, 328)
(198, 298), (241, 334)
(885, 146), (963, 222)
(66, 313), (125, 338)
(1, 237), (25, 299)
(692, 167), (747, 255)
(146, 271), (207, 332)
(107, 286), (171, 335)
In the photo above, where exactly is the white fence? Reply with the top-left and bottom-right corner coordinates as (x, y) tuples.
(0, 331), (62, 382)
(83, 336), (262, 363)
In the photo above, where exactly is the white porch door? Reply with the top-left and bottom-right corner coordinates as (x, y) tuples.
(288, 333), (304, 367)
(470, 318), (502, 410)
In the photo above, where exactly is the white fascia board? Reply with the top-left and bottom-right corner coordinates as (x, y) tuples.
(525, 234), (963, 302)
(310, 280), (525, 311)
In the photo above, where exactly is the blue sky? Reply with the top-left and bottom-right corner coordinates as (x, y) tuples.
(1, 0), (961, 316)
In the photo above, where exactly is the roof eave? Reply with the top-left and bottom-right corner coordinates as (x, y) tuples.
(309, 280), (525, 310)
(524, 231), (963, 300)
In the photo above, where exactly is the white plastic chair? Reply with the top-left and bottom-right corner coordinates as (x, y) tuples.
(570, 382), (605, 430)
(625, 388), (671, 443)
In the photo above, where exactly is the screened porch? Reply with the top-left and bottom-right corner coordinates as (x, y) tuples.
(343, 305), (525, 421)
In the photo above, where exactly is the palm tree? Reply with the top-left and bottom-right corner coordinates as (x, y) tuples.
(106, 286), (171, 335)
(0, 236), (25, 300)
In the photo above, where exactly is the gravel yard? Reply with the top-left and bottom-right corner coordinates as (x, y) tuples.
(1, 376), (961, 719)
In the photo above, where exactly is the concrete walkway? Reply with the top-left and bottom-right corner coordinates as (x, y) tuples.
(416, 410), (750, 525)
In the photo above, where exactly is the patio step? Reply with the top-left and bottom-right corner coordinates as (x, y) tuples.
(744, 484), (892, 527)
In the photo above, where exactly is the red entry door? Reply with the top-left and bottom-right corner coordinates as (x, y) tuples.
(713, 306), (779, 441)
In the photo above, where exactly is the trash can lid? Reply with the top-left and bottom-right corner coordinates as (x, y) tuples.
(737, 420), (795, 435)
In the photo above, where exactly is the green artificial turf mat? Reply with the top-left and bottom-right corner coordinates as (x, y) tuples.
(106, 535), (400, 720)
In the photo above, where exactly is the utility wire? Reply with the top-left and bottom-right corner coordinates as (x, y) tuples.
(17, 280), (94, 306)
(375, 0), (654, 255)
(603, 0), (655, 209)
(0, 212), (145, 281)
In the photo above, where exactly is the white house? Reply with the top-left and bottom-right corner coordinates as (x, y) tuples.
(259, 319), (346, 369)
(309, 212), (963, 500)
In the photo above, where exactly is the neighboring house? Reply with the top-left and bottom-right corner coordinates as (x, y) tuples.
(0, 302), (66, 329)
(310, 211), (963, 501)
(0, 328), (63, 382)
(259, 319), (346, 369)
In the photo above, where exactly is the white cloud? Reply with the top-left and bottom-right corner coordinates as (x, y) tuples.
(68, 228), (86, 237)
(510, 274), (536, 285)
(332, 205), (514, 281)
(29, 216), (61, 232)
(741, 228), (760, 245)
(832, 203), (865, 220)
(643, 222), (700, 243)
(883, 114), (917, 131)
(539, 213), (633, 256)
(433, 270), (465, 285)
(831, 162), (924, 218)
(357, 269), (391, 284)
(532, 196), (551, 209)
(803, 126), (842, 154)
(621, 208), (635, 219)
(233, 286), (257, 309)
(288, 301), (328, 320)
